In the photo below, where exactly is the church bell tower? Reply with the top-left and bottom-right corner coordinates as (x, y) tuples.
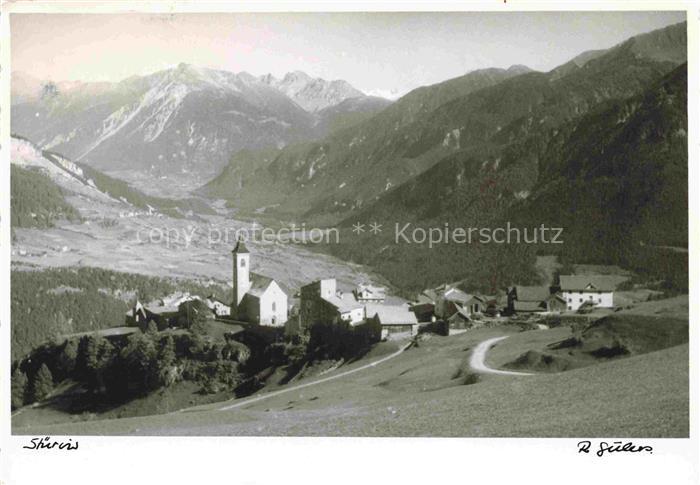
(232, 237), (251, 316)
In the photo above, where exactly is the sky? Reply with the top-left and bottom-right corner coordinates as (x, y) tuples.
(11, 11), (686, 98)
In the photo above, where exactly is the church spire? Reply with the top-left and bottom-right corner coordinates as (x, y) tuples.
(232, 236), (249, 254)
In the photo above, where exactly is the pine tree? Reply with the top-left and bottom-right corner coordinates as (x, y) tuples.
(82, 335), (114, 394)
(146, 320), (158, 334)
(157, 336), (177, 387)
(11, 368), (28, 409)
(158, 336), (176, 367)
(121, 333), (158, 391)
(58, 339), (79, 376)
(31, 364), (54, 402)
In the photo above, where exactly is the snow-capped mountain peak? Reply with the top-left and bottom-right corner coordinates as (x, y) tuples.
(259, 70), (366, 112)
(10, 64), (387, 192)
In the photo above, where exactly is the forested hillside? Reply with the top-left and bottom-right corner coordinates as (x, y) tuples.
(201, 23), (685, 230)
(305, 27), (687, 294)
(10, 165), (80, 228)
(11, 267), (231, 360)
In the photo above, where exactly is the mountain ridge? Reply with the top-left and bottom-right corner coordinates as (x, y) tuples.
(203, 22), (685, 227)
(10, 65), (387, 190)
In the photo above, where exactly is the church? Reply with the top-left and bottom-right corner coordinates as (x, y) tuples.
(231, 238), (288, 327)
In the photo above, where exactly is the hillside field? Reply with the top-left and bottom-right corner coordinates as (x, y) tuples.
(13, 320), (688, 437)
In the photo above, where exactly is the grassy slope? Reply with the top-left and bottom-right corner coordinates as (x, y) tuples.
(12, 381), (234, 429)
(487, 299), (689, 372)
(13, 325), (688, 437)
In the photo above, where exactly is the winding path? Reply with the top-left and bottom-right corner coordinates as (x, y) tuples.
(213, 340), (414, 411)
(469, 336), (533, 376)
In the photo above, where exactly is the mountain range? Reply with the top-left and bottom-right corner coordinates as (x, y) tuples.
(11, 65), (388, 189)
(10, 21), (688, 293)
(201, 23), (686, 234)
(202, 21), (687, 292)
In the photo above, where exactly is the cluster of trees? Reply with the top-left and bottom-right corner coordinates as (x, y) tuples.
(11, 363), (53, 408)
(10, 165), (80, 229)
(11, 267), (231, 360)
(11, 324), (252, 410)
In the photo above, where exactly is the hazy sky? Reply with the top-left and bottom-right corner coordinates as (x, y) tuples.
(11, 11), (685, 98)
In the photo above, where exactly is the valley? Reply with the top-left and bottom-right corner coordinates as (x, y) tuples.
(10, 138), (388, 292)
(9, 18), (689, 439)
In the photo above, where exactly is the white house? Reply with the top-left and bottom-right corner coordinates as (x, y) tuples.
(231, 238), (288, 326)
(559, 275), (615, 311)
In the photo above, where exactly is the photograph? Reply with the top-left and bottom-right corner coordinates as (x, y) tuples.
(4, 7), (692, 443)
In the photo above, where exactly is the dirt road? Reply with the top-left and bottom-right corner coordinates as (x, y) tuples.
(469, 336), (533, 376)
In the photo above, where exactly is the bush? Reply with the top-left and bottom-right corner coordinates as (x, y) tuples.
(198, 361), (240, 394)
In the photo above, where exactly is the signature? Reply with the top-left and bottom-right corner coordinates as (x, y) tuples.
(23, 436), (79, 451)
(578, 440), (653, 457)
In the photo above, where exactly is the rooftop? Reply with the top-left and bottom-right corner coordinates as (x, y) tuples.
(232, 237), (250, 254)
(514, 286), (551, 302)
(356, 284), (386, 298)
(443, 287), (483, 304)
(559, 275), (617, 292)
(513, 301), (546, 312)
(366, 303), (418, 325)
(246, 273), (275, 298)
(322, 292), (364, 313)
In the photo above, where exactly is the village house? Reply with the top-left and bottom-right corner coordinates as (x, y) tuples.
(231, 238), (288, 327)
(559, 275), (615, 311)
(447, 307), (476, 329)
(366, 303), (419, 337)
(299, 278), (365, 328)
(205, 295), (231, 317)
(435, 286), (485, 319)
(354, 283), (386, 303)
(507, 286), (566, 314)
(410, 294), (437, 323)
(125, 300), (150, 327)
(125, 299), (180, 331)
